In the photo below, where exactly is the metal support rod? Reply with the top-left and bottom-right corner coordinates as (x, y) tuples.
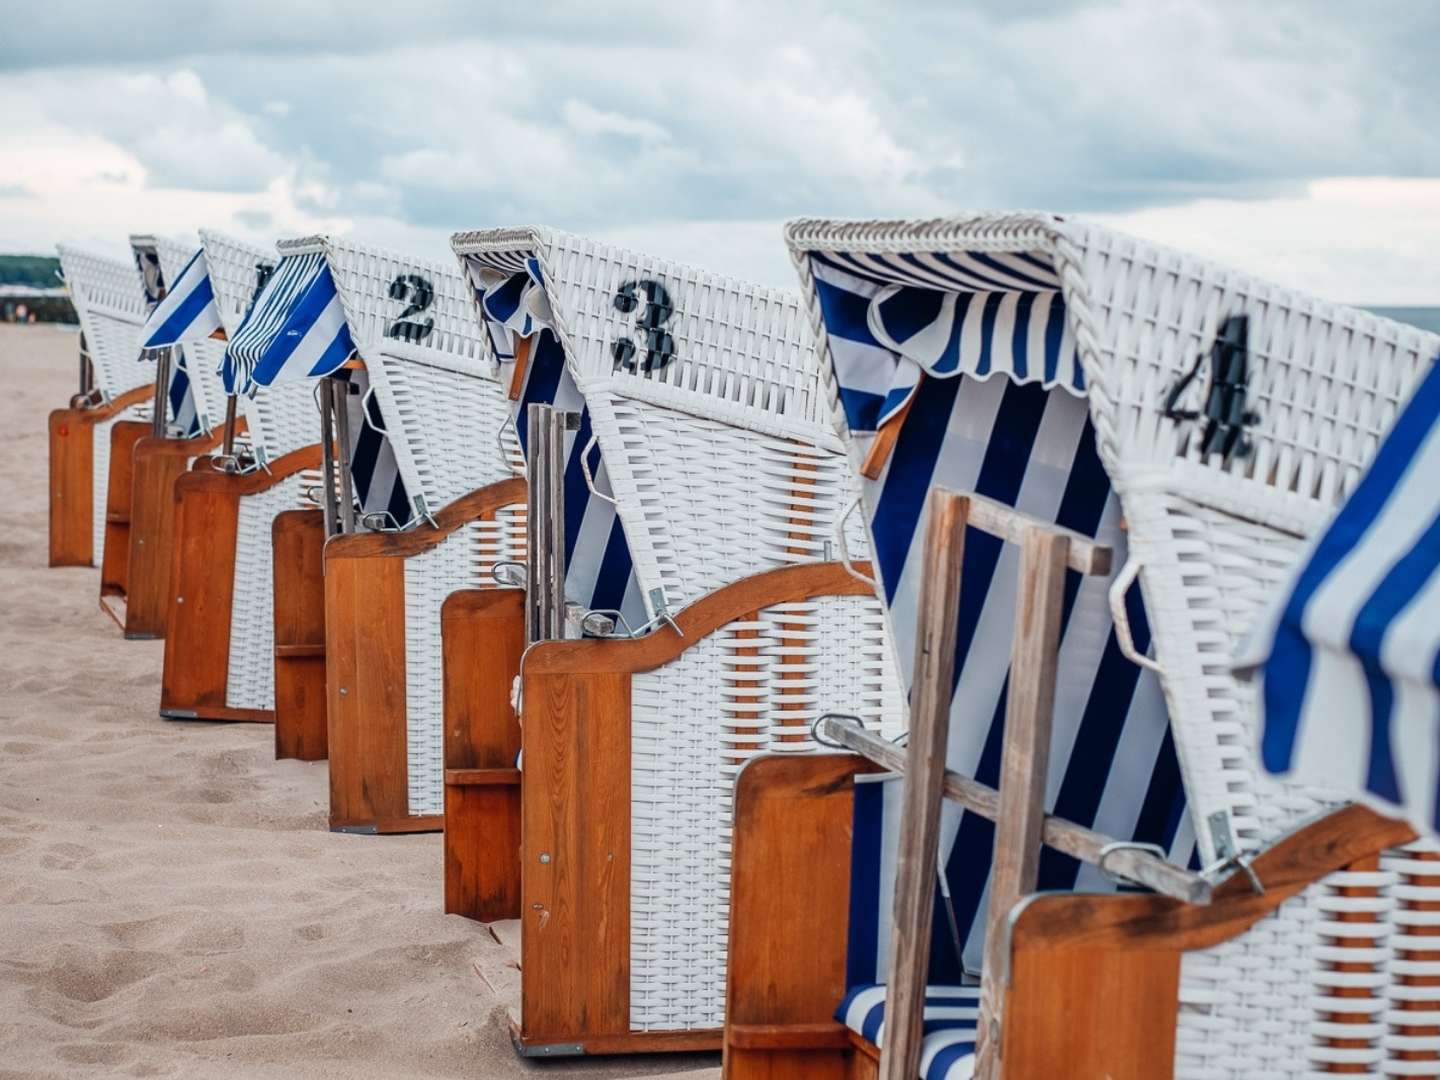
(221, 395), (239, 458)
(319, 379), (339, 537)
(150, 347), (173, 438)
(78, 332), (94, 398)
(525, 404), (572, 643)
(332, 378), (357, 534)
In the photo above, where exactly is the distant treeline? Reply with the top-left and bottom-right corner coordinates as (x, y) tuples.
(0, 254), (62, 288)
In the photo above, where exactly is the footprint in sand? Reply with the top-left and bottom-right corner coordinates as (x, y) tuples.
(40, 841), (97, 870)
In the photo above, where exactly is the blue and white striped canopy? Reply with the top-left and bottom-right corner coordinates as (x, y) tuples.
(464, 254), (644, 626)
(810, 253), (1081, 434)
(797, 245), (1190, 979)
(223, 250), (353, 394)
(141, 247), (222, 349)
(1253, 354), (1440, 836)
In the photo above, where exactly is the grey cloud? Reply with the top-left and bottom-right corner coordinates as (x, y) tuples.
(2, 0), (1436, 248)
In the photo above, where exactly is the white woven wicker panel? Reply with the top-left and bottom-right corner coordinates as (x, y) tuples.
(322, 236), (493, 378)
(455, 227), (830, 440)
(628, 593), (897, 1032)
(56, 246), (151, 402)
(89, 403), (150, 560)
(366, 355), (516, 515)
(402, 515), (526, 816)
(241, 381), (319, 462)
(224, 474), (307, 711)
(589, 394), (859, 613)
(198, 230), (275, 338)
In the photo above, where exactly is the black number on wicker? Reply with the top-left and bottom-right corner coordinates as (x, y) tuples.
(611, 279), (676, 373)
(1163, 313), (1259, 463)
(386, 273), (435, 343)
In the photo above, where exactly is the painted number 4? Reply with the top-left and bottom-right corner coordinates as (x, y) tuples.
(612, 279), (676, 373)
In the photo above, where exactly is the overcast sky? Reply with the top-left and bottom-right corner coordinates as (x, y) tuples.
(1, 0), (1436, 302)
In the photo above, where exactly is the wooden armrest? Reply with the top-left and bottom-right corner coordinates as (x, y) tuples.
(324, 477), (527, 561)
(527, 561), (876, 676)
(175, 444), (324, 495)
(61, 383), (154, 422)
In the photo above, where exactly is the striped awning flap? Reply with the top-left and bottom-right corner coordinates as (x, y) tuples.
(223, 249), (353, 394)
(1252, 353), (1440, 835)
(807, 250), (1082, 437)
(142, 248), (222, 349)
(462, 250), (644, 629)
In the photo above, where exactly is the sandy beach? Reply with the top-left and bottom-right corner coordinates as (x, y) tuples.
(0, 323), (720, 1080)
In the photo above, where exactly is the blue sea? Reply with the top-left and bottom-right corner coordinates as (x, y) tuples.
(1367, 307), (1440, 335)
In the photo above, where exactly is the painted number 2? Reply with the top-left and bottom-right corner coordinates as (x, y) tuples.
(612, 279), (675, 373)
(387, 273), (434, 343)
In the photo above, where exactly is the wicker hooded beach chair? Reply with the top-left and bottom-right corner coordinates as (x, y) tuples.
(159, 231), (324, 725)
(260, 234), (527, 829)
(96, 234), (237, 639)
(49, 245), (156, 568)
(722, 214), (1440, 1080)
(444, 226), (906, 1056)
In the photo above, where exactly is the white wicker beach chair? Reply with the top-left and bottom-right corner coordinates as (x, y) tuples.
(305, 233), (527, 830)
(160, 231), (325, 722)
(52, 245), (156, 563)
(448, 226), (906, 1054)
(721, 213), (1440, 1080)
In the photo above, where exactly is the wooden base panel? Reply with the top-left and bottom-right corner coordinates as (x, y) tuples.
(98, 419), (149, 617)
(272, 509), (327, 761)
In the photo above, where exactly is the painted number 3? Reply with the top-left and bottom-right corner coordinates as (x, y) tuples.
(612, 279), (676, 373)
(387, 273), (434, 343)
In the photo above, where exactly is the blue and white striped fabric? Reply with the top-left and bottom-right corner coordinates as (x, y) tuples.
(1252, 353), (1440, 836)
(141, 247), (222, 348)
(166, 355), (201, 437)
(810, 254), (1081, 433)
(222, 250), (353, 394)
(839, 983), (977, 1080)
(332, 366), (412, 527)
(799, 248), (1192, 981)
(466, 256), (644, 627)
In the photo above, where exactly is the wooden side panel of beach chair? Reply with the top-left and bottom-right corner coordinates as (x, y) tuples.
(124, 427), (225, 638)
(161, 444), (323, 722)
(48, 383), (152, 566)
(1000, 805), (1418, 1079)
(272, 508), (327, 760)
(517, 562), (877, 1055)
(324, 478), (525, 832)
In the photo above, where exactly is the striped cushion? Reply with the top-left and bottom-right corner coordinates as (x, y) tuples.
(838, 983), (977, 1080)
